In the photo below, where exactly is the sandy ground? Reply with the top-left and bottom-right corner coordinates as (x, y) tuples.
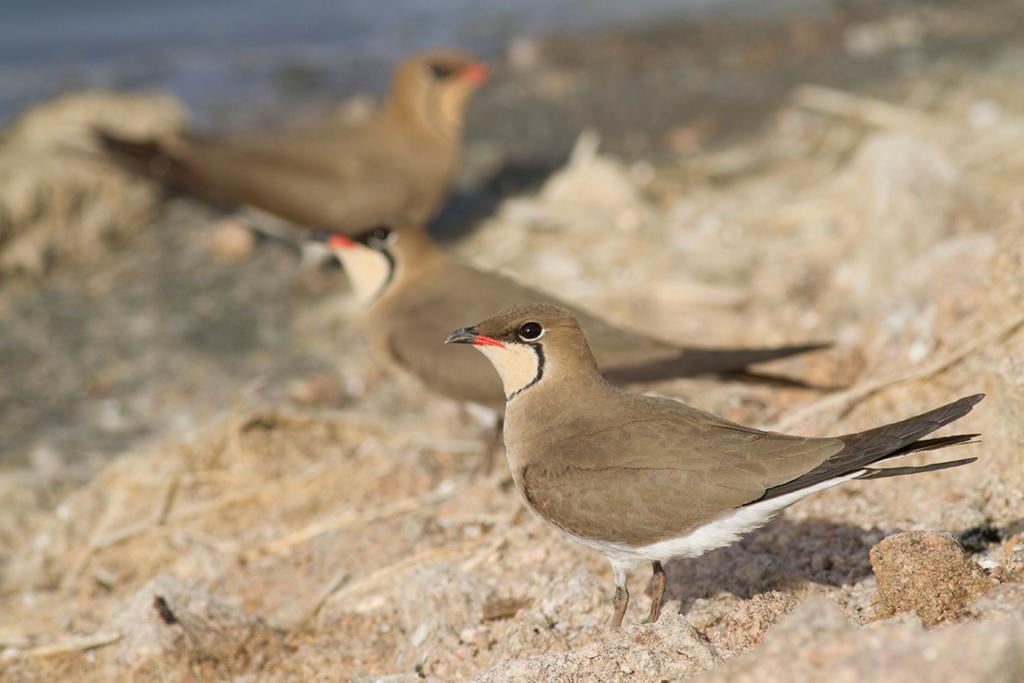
(2, 1), (1024, 680)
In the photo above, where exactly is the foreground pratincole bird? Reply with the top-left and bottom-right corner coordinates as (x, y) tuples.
(446, 303), (983, 628)
(313, 225), (829, 413)
(96, 50), (487, 234)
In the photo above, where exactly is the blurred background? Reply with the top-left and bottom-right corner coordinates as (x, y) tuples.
(0, 0), (717, 124)
(1, 1), (1023, 680)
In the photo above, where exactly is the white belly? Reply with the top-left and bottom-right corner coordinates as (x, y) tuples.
(564, 471), (865, 576)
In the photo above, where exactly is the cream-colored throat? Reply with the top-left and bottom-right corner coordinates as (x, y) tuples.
(476, 343), (543, 400)
(336, 248), (393, 303)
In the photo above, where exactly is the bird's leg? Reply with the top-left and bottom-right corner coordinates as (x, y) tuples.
(479, 415), (505, 476)
(238, 206), (302, 244)
(610, 566), (630, 629)
(462, 404), (503, 477)
(644, 561), (666, 624)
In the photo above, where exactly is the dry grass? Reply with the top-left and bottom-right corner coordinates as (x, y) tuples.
(0, 91), (185, 278)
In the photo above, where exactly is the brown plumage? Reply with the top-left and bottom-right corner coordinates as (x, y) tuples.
(316, 225), (829, 413)
(96, 50), (487, 234)
(447, 303), (983, 628)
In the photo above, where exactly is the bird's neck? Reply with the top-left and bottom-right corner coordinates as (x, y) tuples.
(389, 229), (448, 278)
(504, 373), (617, 474)
(362, 230), (448, 307)
(338, 248), (395, 304)
(505, 358), (613, 436)
(384, 91), (461, 147)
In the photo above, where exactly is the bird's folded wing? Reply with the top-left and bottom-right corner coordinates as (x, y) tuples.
(452, 264), (820, 377)
(434, 260), (679, 365)
(163, 133), (412, 231)
(522, 402), (842, 546)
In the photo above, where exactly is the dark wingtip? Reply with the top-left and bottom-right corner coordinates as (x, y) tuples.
(752, 341), (833, 358)
(859, 456), (979, 480)
(905, 433), (982, 453)
(713, 369), (841, 391)
(91, 128), (170, 177)
(603, 341), (832, 387)
(946, 393), (985, 421)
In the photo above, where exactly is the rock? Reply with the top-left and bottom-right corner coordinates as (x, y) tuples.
(536, 568), (606, 626)
(385, 565), (491, 673)
(831, 133), (984, 303)
(685, 591), (799, 657)
(481, 596), (532, 622)
(286, 374), (350, 408)
(869, 531), (994, 625)
(694, 596), (1024, 683)
(968, 582), (1024, 620)
(471, 612), (721, 682)
(108, 575), (281, 680)
(525, 129), (648, 232)
(351, 675), (443, 683)
(507, 36), (542, 71)
(209, 218), (256, 263)
(1008, 544), (1024, 582)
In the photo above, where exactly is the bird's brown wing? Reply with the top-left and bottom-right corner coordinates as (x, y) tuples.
(599, 343), (831, 385)
(753, 393), (983, 501)
(376, 256), (817, 406)
(172, 129), (417, 231)
(520, 394), (843, 546)
(377, 252), (820, 385)
(99, 125), (414, 232)
(371, 256), (672, 401)
(375, 257), (674, 390)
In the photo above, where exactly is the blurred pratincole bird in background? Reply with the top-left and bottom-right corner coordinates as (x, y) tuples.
(313, 225), (831, 415)
(447, 303), (983, 628)
(95, 50), (488, 236)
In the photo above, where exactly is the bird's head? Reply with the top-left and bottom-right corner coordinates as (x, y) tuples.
(446, 303), (599, 401)
(389, 50), (488, 139)
(311, 226), (397, 302)
(312, 225), (441, 302)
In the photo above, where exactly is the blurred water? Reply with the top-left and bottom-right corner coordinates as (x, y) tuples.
(0, 0), (815, 124)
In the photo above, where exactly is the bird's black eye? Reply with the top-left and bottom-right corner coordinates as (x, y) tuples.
(518, 322), (543, 341)
(371, 226), (390, 242)
(429, 62), (458, 79)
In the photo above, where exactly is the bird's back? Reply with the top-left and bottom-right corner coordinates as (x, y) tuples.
(100, 113), (456, 231)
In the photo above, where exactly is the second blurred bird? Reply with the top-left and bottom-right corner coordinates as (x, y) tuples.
(96, 50), (488, 236)
(313, 225), (829, 414)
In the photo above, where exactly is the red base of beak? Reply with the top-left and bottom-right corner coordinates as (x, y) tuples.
(463, 62), (489, 85)
(471, 334), (505, 348)
(328, 235), (355, 249)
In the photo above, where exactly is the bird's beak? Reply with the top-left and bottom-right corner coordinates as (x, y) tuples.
(309, 230), (355, 250)
(445, 327), (506, 348)
(445, 327), (478, 345)
(461, 62), (489, 85)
